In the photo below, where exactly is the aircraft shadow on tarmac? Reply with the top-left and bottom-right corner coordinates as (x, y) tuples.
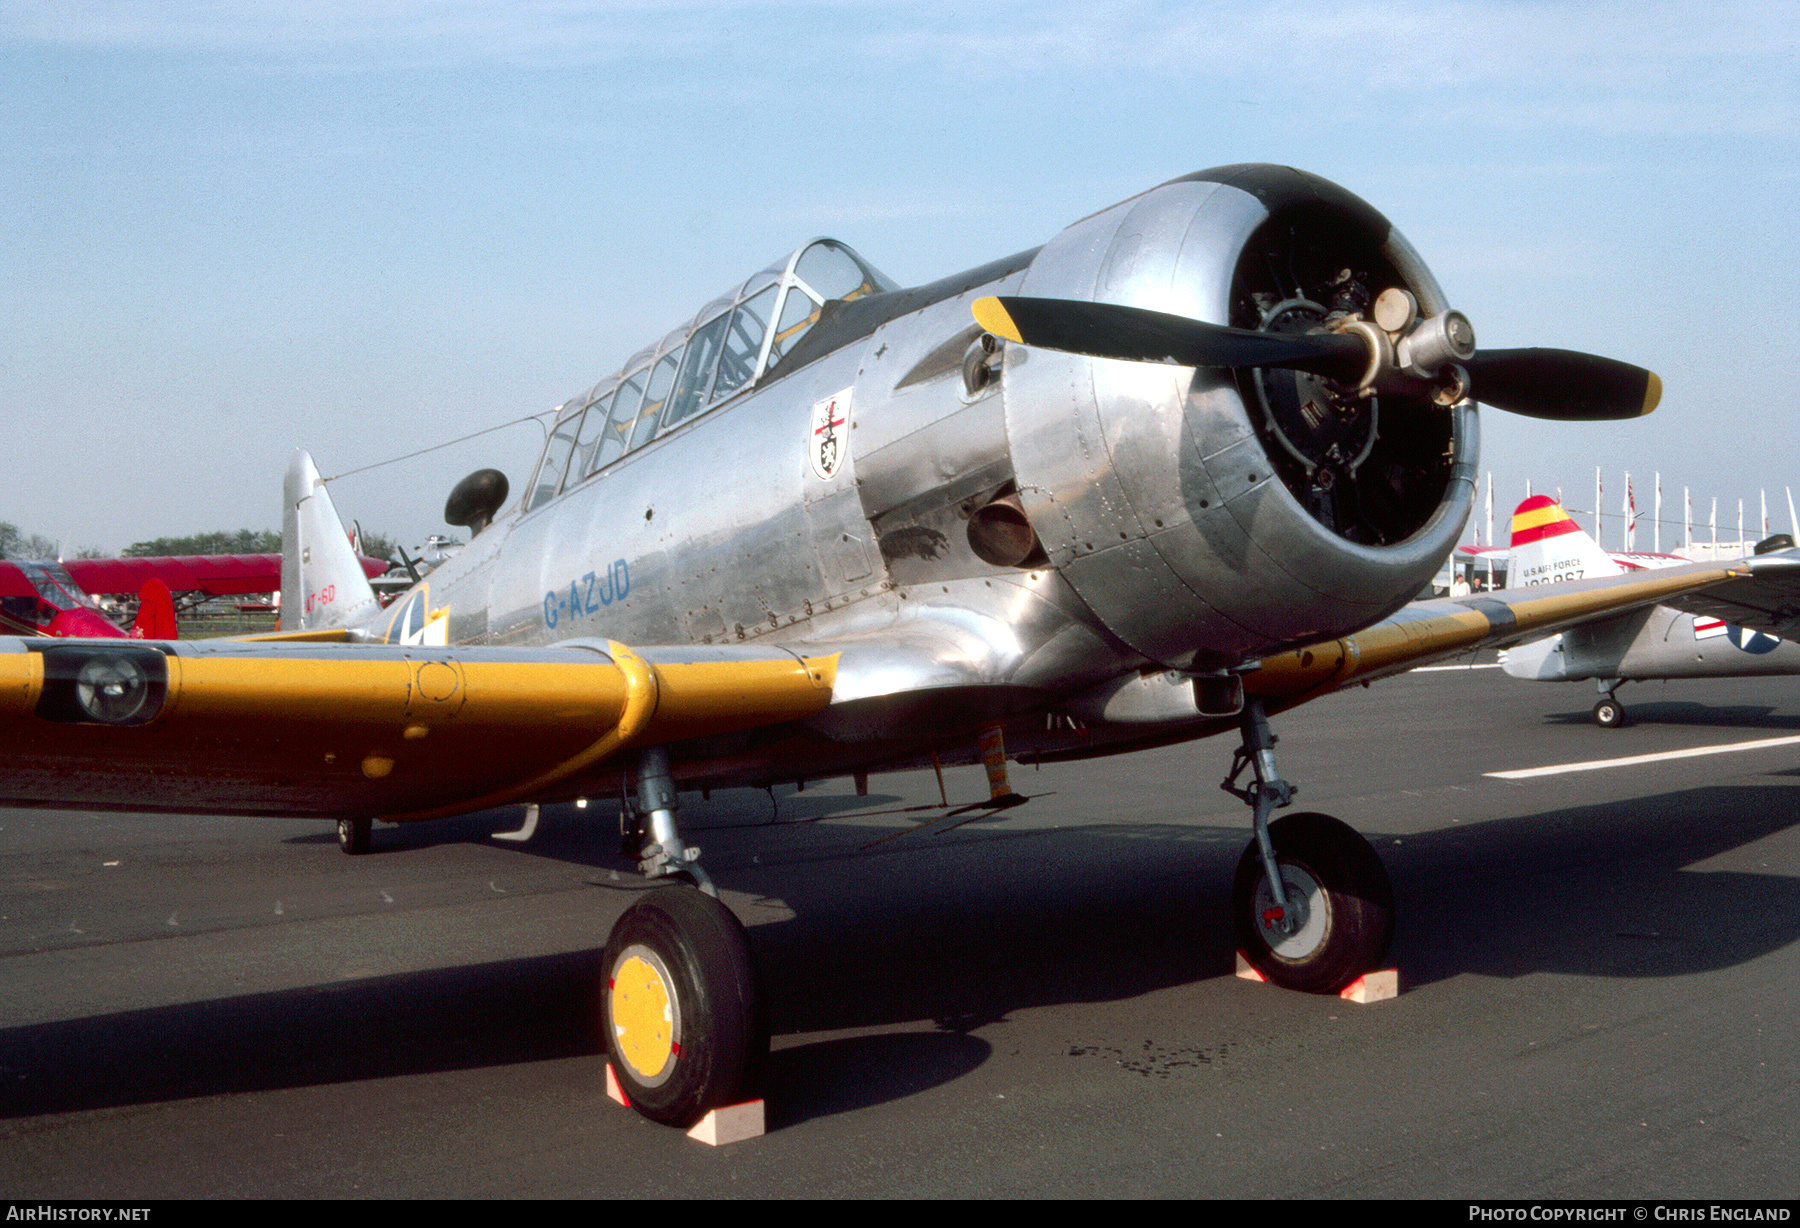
(5, 781), (1796, 1126)
(281, 783), (911, 863)
(1377, 783), (1800, 987)
(1543, 700), (1800, 730)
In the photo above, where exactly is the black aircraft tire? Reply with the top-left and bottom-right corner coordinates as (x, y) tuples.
(1232, 812), (1394, 994)
(1593, 697), (1625, 728)
(337, 817), (372, 856)
(602, 886), (766, 1127)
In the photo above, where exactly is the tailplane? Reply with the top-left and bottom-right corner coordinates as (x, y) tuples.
(281, 450), (380, 632)
(1508, 495), (1621, 586)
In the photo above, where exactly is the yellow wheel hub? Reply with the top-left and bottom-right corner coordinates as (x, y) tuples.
(610, 947), (677, 1083)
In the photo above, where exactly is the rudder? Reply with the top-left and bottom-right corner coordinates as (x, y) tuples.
(281, 450), (380, 632)
(1508, 495), (1621, 586)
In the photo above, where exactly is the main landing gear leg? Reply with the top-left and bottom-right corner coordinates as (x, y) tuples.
(601, 744), (766, 1128)
(1221, 700), (1394, 993)
(1593, 678), (1626, 728)
(624, 744), (716, 896)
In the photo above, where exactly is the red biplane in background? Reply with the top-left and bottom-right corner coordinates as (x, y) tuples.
(0, 553), (389, 640)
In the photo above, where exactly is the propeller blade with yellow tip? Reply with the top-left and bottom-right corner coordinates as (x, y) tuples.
(1463, 348), (1662, 421)
(972, 295), (1662, 422)
(972, 295), (1365, 377)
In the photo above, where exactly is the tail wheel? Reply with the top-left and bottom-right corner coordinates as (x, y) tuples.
(337, 817), (372, 855)
(1232, 812), (1394, 994)
(602, 887), (766, 1127)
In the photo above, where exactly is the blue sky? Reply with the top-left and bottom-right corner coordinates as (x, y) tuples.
(4, 1), (1796, 554)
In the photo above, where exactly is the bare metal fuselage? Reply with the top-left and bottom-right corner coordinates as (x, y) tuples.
(342, 167), (1477, 780)
(1503, 603), (1800, 683)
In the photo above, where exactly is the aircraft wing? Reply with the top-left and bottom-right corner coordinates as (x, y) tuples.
(1658, 549), (1800, 639)
(1245, 556), (1782, 709)
(62, 553), (387, 597)
(5, 556), (1793, 823)
(0, 636), (834, 820)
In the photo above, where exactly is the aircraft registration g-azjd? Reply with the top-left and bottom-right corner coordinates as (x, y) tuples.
(6, 164), (1799, 1129)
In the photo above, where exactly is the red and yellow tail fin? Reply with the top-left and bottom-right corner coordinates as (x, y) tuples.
(1508, 495), (1621, 585)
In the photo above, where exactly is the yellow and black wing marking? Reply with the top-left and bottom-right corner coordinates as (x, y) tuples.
(1246, 560), (1764, 709)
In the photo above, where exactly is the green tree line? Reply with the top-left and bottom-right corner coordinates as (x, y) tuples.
(122, 528), (397, 560)
(122, 529), (281, 556)
(0, 522), (61, 559)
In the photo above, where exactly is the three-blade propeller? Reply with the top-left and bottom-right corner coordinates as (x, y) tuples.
(971, 296), (1661, 422)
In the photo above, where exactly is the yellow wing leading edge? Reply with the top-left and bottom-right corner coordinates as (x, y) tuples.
(0, 638), (836, 821)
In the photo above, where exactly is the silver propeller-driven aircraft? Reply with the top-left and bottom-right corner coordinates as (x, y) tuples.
(1498, 495), (1800, 725)
(9, 164), (1797, 1129)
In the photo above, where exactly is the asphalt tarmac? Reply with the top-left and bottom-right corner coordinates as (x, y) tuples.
(2, 666), (1796, 1198)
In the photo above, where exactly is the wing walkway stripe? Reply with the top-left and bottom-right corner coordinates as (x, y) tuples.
(1486, 734), (1800, 780)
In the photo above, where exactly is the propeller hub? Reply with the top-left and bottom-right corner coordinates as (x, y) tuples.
(1397, 309), (1476, 374)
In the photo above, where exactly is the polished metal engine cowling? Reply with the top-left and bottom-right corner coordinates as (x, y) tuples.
(1002, 164), (1476, 671)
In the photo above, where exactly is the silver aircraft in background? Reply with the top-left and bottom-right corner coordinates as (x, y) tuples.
(12, 164), (1796, 1130)
(1498, 494), (1800, 725)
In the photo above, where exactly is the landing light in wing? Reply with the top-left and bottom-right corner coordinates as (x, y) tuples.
(32, 644), (169, 726)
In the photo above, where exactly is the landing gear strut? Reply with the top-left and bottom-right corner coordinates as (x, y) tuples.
(1222, 700), (1394, 992)
(618, 745), (716, 896)
(1593, 678), (1626, 727)
(601, 745), (766, 1127)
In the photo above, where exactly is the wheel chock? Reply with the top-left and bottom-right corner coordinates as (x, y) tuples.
(1338, 969), (1398, 1003)
(1233, 951), (1267, 982)
(604, 1064), (766, 1144)
(686, 1100), (765, 1146)
(1232, 953), (1399, 1003)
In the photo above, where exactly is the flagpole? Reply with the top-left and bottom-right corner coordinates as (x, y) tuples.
(1595, 467), (1603, 541)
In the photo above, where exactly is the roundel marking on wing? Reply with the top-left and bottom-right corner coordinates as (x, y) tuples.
(1727, 624), (1781, 655)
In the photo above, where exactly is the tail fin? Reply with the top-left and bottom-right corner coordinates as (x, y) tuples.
(131, 578), (178, 640)
(1508, 494), (1621, 586)
(281, 450), (380, 632)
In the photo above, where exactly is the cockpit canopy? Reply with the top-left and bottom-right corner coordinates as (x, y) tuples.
(0, 560), (106, 633)
(525, 239), (895, 512)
